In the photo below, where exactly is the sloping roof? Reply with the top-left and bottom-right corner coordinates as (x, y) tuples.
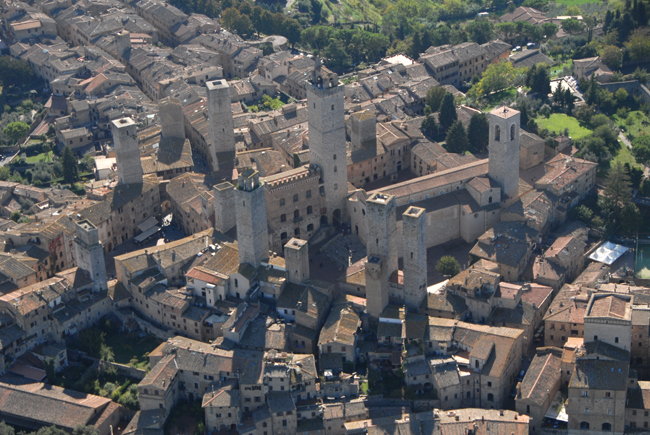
(518, 349), (561, 406)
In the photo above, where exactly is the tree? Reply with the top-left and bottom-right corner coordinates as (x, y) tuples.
(438, 93), (457, 131)
(469, 61), (517, 98)
(541, 22), (559, 39)
(625, 30), (650, 61)
(10, 211), (21, 222)
(425, 87), (448, 112)
(0, 56), (34, 89)
(632, 135), (650, 164)
(72, 426), (99, 435)
(100, 343), (115, 362)
(615, 88), (628, 104)
(421, 114), (438, 137)
(3, 122), (30, 144)
(603, 161), (632, 216)
(568, 204), (593, 224)
(436, 255), (460, 277)
(565, 5), (582, 16)
(467, 113), (489, 152)
(62, 146), (78, 185)
(565, 88), (576, 113)
(0, 422), (15, 435)
(622, 203), (642, 233)
(601, 45), (622, 69)
(466, 20), (493, 44)
(526, 64), (551, 95)
(496, 22), (517, 41)
(445, 120), (469, 153)
(561, 18), (585, 35)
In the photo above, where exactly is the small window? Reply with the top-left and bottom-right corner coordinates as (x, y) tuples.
(293, 194), (299, 202)
(280, 198), (285, 206)
(494, 125), (500, 142)
(306, 190), (311, 198)
(281, 214), (286, 222)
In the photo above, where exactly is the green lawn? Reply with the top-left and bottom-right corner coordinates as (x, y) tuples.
(614, 110), (650, 141)
(550, 59), (573, 79)
(105, 331), (162, 369)
(536, 113), (593, 140)
(611, 143), (642, 169)
(482, 88), (518, 112)
(25, 151), (52, 163)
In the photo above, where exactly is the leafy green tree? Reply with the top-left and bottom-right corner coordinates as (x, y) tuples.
(633, 136), (650, 164)
(62, 146), (78, 185)
(603, 161), (632, 216)
(3, 122), (30, 144)
(622, 203), (642, 233)
(421, 114), (438, 137)
(465, 20), (493, 44)
(526, 64), (551, 95)
(562, 18), (585, 35)
(438, 93), (457, 131)
(568, 204), (593, 224)
(9, 211), (21, 222)
(425, 87), (448, 112)
(467, 113), (489, 152)
(221, 8), (253, 37)
(72, 426), (98, 435)
(626, 30), (650, 62)
(36, 426), (69, 435)
(601, 45), (622, 69)
(0, 421), (15, 435)
(469, 61), (517, 98)
(541, 22), (559, 39)
(435, 255), (460, 277)
(496, 22), (517, 41)
(100, 343), (115, 362)
(445, 120), (469, 154)
(0, 56), (34, 89)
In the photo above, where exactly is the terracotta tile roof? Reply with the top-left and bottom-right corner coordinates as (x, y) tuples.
(519, 349), (561, 405)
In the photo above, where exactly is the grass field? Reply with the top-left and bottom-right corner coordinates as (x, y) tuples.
(536, 113), (593, 140)
(636, 244), (650, 280)
(614, 110), (650, 140)
(25, 151), (52, 163)
(611, 144), (642, 169)
(550, 59), (573, 79)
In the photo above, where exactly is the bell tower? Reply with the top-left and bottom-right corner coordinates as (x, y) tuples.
(488, 106), (521, 199)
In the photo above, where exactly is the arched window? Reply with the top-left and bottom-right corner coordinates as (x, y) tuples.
(602, 423), (611, 431)
(526, 405), (530, 414)
(294, 210), (300, 220)
(580, 422), (590, 430)
(494, 125), (500, 142)
(466, 391), (471, 398)
(475, 360), (479, 368)
(489, 196), (493, 204)
(510, 124), (515, 140)
(487, 393), (494, 401)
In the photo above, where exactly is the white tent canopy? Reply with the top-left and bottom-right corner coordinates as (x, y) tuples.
(588, 241), (629, 265)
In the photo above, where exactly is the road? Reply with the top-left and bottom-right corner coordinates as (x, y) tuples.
(619, 131), (632, 149)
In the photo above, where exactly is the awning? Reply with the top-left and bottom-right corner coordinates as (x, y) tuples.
(588, 241), (629, 265)
(137, 215), (159, 233)
(134, 225), (161, 243)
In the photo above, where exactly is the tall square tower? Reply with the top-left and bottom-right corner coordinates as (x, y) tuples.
(306, 62), (348, 225)
(234, 168), (269, 268)
(111, 117), (143, 186)
(488, 106), (521, 199)
(207, 79), (235, 172)
(284, 238), (309, 284)
(74, 220), (107, 291)
(402, 206), (427, 311)
(365, 192), (397, 320)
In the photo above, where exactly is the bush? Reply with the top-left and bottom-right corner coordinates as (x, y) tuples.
(436, 255), (460, 277)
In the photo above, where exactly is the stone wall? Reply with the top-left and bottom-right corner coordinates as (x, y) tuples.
(600, 80), (650, 104)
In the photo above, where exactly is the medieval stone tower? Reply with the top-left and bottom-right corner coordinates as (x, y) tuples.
(74, 220), (108, 291)
(488, 106), (521, 199)
(365, 192), (397, 320)
(159, 97), (185, 142)
(402, 206), (427, 311)
(284, 238), (309, 284)
(206, 79), (235, 172)
(213, 181), (236, 234)
(234, 168), (269, 268)
(111, 117), (143, 185)
(115, 30), (131, 58)
(306, 61), (348, 225)
(350, 110), (376, 154)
